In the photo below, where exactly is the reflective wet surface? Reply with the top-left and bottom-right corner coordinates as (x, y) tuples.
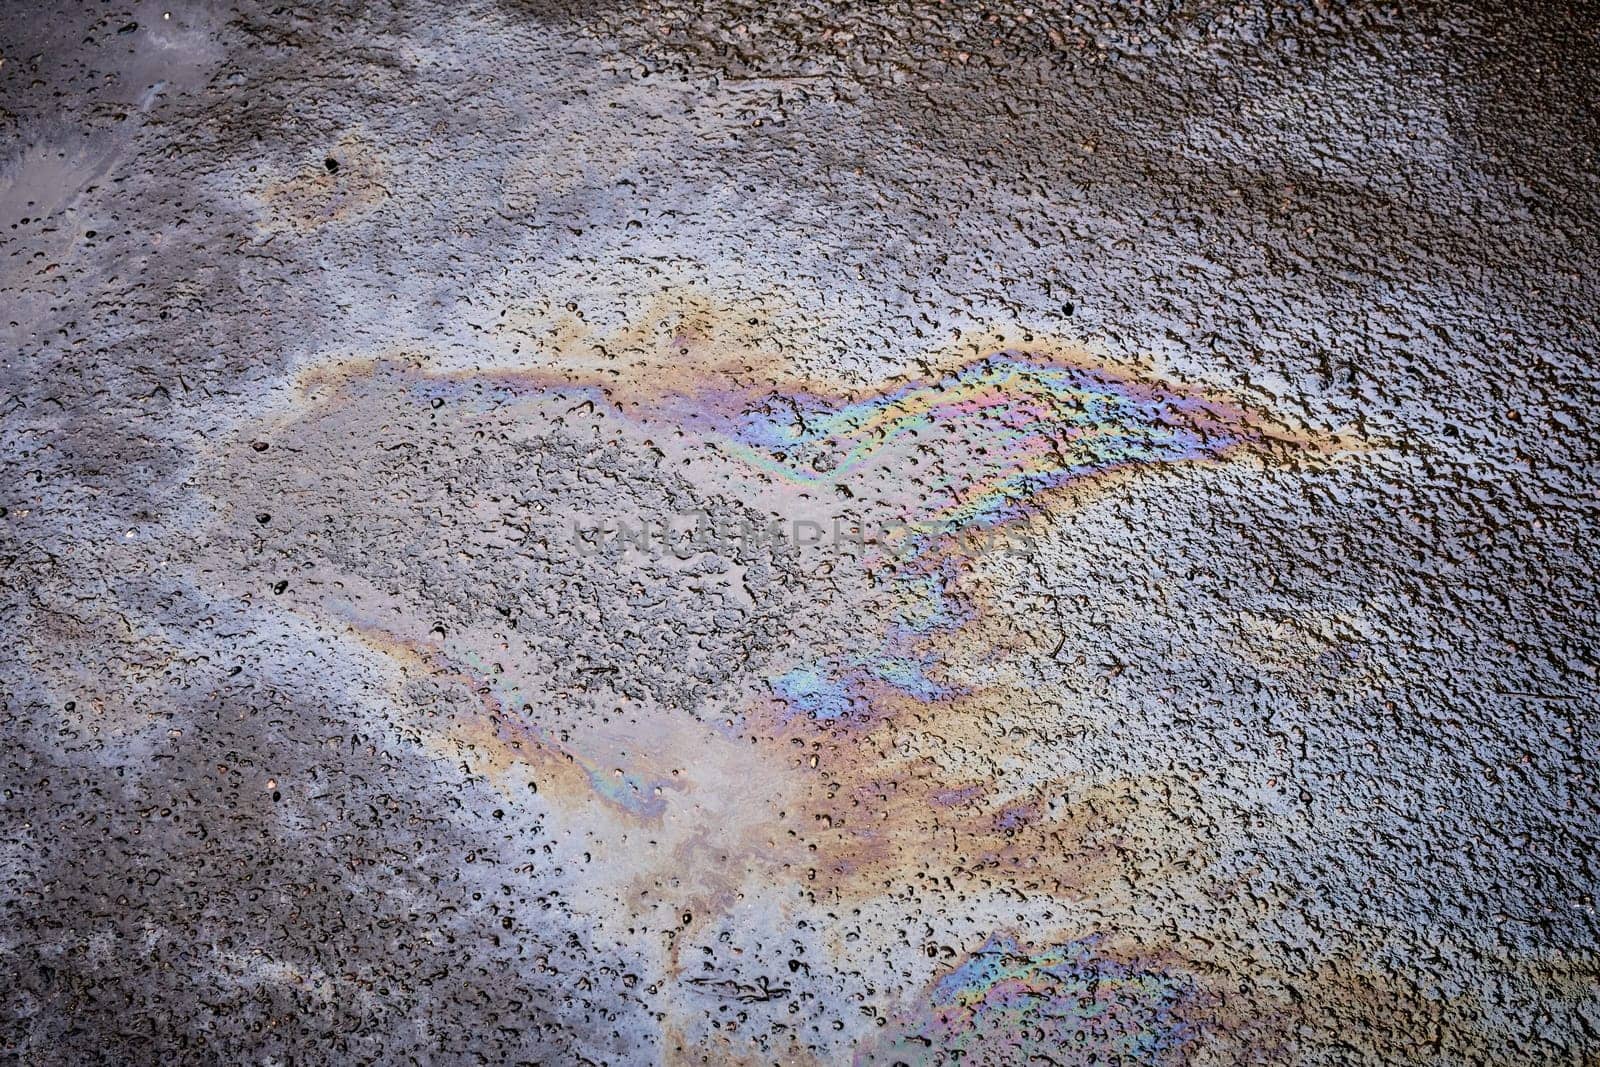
(2, 1), (1598, 1062)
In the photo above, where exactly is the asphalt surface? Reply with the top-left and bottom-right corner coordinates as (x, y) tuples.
(2, 1), (1598, 1064)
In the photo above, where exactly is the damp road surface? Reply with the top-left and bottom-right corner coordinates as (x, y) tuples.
(2, 1), (1599, 1064)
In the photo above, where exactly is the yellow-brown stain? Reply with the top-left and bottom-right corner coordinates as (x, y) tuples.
(256, 131), (390, 233)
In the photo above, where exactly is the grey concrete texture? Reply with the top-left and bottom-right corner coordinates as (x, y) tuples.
(1, 0), (1597, 1063)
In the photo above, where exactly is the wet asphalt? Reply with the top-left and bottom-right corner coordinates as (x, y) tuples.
(1, 1), (1598, 1064)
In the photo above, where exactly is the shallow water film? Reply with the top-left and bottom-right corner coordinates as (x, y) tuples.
(2, 1), (1598, 1063)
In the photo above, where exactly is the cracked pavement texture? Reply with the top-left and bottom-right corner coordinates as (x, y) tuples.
(2, 1), (1599, 1064)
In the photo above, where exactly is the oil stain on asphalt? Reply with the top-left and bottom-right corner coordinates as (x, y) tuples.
(2, 2), (1598, 1064)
